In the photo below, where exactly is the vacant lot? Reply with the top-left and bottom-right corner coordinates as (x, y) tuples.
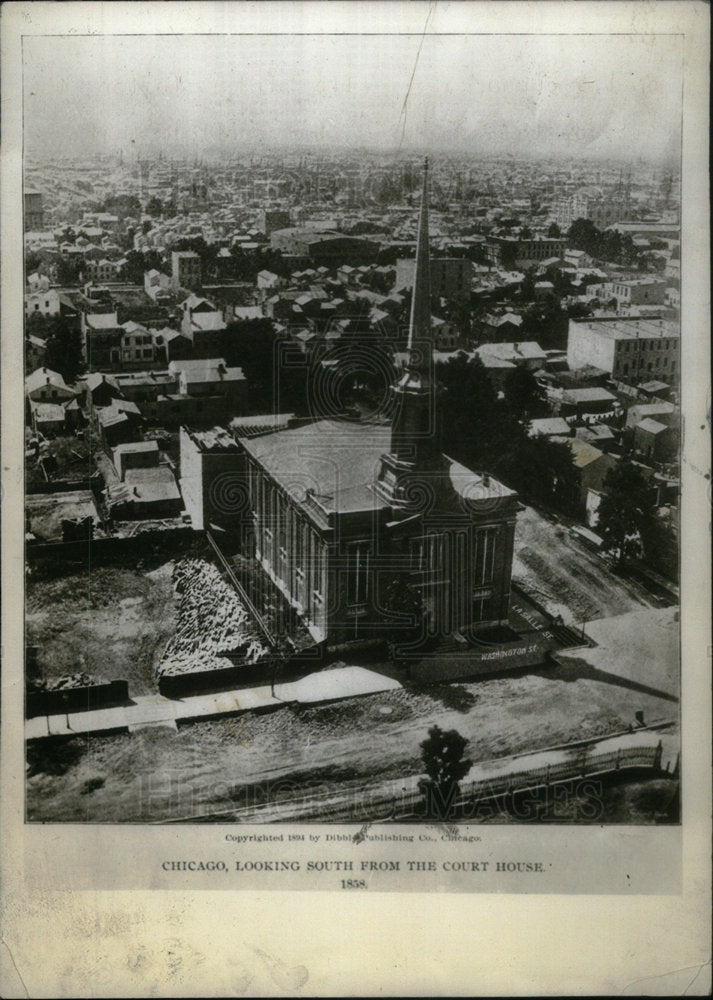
(26, 560), (177, 696)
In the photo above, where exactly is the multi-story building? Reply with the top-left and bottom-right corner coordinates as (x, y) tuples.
(567, 315), (680, 383)
(171, 250), (202, 291)
(598, 278), (667, 308)
(258, 209), (291, 236)
(25, 288), (62, 318)
(485, 236), (566, 266)
(395, 257), (473, 303)
(24, 191), (44, 231)
(269, 228), (379, 268)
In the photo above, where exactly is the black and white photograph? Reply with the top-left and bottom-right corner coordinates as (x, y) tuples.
(18, 23), (687, 829)
(1, 1), (710, 995)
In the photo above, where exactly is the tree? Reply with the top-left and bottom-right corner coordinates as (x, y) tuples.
(437, 353), (498, 466)
(639, 510), (678, 581)
(547, 222), (562, 238)
(419, 725), (472, 819)
(55, 256), (83, 286)
(146, 196), (163, 218)
(519, 436), (580, 515)
(223, 318), (281, 410)
(119, 249), (165, 284)
(503, 366), (548, 422)
(43, 314), (85, 383)
(499, 241), (519, 270)
(25, 251), (43, 275)
(597, 460), (657, 566)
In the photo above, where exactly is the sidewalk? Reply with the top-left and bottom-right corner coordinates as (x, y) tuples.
(25, 665), (403, 740)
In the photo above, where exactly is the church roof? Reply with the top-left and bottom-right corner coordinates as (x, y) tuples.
(241, 419), (515, 522)
(242, 420), (391, 516)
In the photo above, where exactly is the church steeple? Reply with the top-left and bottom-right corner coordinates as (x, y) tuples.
(405, 157), (433, 380)
(375, 158), (448, 510)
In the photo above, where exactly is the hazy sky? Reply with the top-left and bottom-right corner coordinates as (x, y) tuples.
(23, 33), (683, 162)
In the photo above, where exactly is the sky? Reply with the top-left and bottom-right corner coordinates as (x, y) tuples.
(23, 33), (683, 163)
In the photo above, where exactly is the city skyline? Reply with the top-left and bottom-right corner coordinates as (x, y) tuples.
(23, 33), (683, 164)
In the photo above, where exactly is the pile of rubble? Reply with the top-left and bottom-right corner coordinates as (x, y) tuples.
(157, 558), (269, 678)
(29, 673), (95, 691)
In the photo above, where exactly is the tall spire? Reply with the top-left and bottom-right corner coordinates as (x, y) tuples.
(375, 157), (447, 509)
(407, 157), (432, 372)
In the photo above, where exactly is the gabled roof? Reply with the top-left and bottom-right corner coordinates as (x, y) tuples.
(97, 399), (142, 427)
(25, 367), (71, 394)
(84, 372), (120, 393)
(561, 436), (607, 468)
(183, 294), (216, 311)
(85, 312), (120, 330)
(121, 320), (148, 334)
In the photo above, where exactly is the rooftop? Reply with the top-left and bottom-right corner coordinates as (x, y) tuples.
(169, 359), (245, 383)
(637, 417), (670, 435)
(562, 387), (617, 403)
(241, 419), (515, 520)
(25, 367), (69, 394)
(570, 315), (679, 341)
(528, 417), (571, 437)
(556, 436), (607, 469)
(112, 440), (160, 455)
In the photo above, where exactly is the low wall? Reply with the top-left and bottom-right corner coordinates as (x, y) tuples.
(158, 657), (282, 699)
(26, 527), (196, 563)
(27, 679), (130, 718)
(407, 637), (550, 683)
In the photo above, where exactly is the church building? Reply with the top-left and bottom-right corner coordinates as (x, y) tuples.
(184, 162), (519, 648)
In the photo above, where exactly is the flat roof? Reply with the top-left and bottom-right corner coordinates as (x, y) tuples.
(113, 440), (159, 455)
(529, 417), (571, 436)
(570, 316), (679, 341)
(241, 419), (515, 519)
(563, 387), (617, 403)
